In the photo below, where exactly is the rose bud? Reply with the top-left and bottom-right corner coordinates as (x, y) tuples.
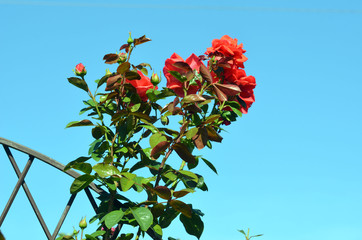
(127, 32), (133, 44)
(151, 73), (161, 86)
(105, 69), (112, 75)
(79, 217), (87, 229)
(118, 53), (127, 63)
(75, 63), (87, 77)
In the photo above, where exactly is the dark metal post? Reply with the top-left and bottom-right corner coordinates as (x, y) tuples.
(0, 155), (34, 226)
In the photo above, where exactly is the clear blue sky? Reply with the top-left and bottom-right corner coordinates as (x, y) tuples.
(1, 0), (362, 239)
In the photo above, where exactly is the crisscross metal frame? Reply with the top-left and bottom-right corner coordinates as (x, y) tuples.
(0, 137), (103, 240)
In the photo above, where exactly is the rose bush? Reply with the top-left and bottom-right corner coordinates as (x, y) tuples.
(62, 33), (256, 240)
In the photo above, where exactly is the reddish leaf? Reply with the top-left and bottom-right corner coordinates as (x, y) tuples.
(125, 71), (141, 80)
(119, 44), (129, 51)
(172, 143), (196, 164)
(173, 189), (193, 198)
(199, 64), (213, 84)
(173, 62), (192, 72)
(184, 103), (202, 113)
(192, 128), (208, 150)
(150, 141), (170, 157)
(205, 126), (223, 143)
(105, 74), (122, 91)
(180, 120), (189, 135)
(186, 71), (195, 81)
(117, 62), (131, 74)
(134, 35), (151, 46)
(182, 94), (206, 104)
(169, 200), (192, 218)
(152, 186), (171, 200)
(103, 53), (119, 64)
(66, 120), (94, 128)
(203, 114), (220, 124)
(214, 83), (241, 96)
(212, 85), (227, 102)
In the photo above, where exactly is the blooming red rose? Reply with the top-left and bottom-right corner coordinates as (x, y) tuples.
(75, 63), (87, 76)
(126, 70), (155, 101)
(223, 67), (256, 113)
(163, 53), (202, 97)
(205, 35), (248, 68)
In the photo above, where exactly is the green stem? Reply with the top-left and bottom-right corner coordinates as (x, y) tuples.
(134, 227), (141, 240)
(86, 85), (104, 123)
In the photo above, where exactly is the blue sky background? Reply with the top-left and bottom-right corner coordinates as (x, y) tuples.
(1, 0), (362, 239)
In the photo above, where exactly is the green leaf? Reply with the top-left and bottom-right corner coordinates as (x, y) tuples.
(159, 207), (179, 228)
(92, 163), (121, 178)
(90, 231), (106, 237)
(130, 112), (152, 121)
(169, 71), (185, 82)
(151, 203), (165, 218)
(104, 210), (125, 229)
(130, 103), (141, 112)
(118, 233), (134, 240)
(70, 174), (94, 194)
(170, 200), (192, 218)
(149, 133), (167, 148)
(140, 68), (148, 76)
(201, 158), (218, 174)
(120, 177), (135, 192)
(68, 77), (89, 92)
(92, 126), (105, 139)
(153, 224), (163, 237)
(84, 234), (97, 240)
(230, 106), (243, 117)
(72, 162), (92, 174)
(186, 127), (198, 139)
(64, 156), (91, 171)
(66, 120), (94, 128)
(97, 74), (111, 88)
(180, 212), (204, 239)
(131, 207), (153, 231)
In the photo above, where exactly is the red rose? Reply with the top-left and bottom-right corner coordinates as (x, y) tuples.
(163, 53), (202, 97)
(205, 35), (248, 68)
(75, 63), (87, 76)
(126, 70), (155, 101)
(223, 67), (256, 113)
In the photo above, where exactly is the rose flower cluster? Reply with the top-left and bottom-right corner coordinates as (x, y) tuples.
(164, 35), (256, 115)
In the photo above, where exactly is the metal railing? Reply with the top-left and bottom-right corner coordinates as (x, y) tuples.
(0, 137), (103, 240)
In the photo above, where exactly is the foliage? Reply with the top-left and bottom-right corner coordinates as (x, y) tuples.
(61, 33), (256, 240)
(238, 228), (263, 240)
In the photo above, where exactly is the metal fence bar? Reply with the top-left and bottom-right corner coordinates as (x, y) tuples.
(51, 194), (77, 240)
(3, 145), (53, 239)
(0, 138), (107, 240)
(0, 155), (34, 227)
(84, 187), (98, 212)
